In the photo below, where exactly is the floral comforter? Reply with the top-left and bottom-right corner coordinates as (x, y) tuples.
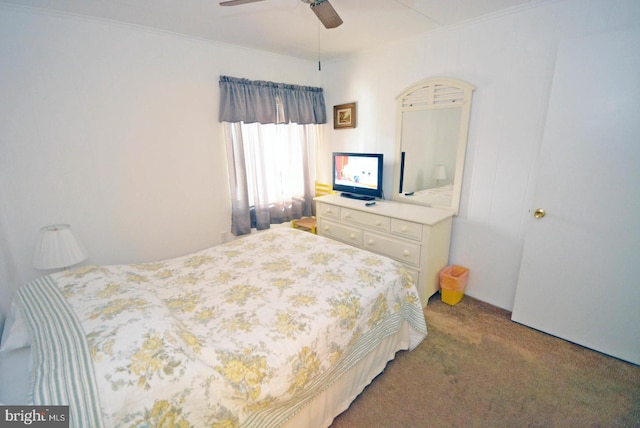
(17, 227), (427, 427)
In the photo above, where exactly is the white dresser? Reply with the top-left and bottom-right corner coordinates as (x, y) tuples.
(315, 194), (453, 306)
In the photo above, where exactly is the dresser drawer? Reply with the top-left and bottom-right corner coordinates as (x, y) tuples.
(391, 218), (423, 241)
(317, 202), (340, 220)
(318, 219), (363, 247)
(363, 231), (421, 267)
(342, 208), (391, 233)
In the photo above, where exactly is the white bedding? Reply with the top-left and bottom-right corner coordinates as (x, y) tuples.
(1, 228), (427, 426)
(414, 183), (453, 206)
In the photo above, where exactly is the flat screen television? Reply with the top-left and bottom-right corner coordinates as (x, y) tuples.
(332, 152), (384, 200)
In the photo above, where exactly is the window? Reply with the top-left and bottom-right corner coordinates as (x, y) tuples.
(224, 121), (320, 234)
(219, 76), (326, 236)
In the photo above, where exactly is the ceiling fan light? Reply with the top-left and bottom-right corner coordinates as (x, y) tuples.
(310, 0), (343, 29)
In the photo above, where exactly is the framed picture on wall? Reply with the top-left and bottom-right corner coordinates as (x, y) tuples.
(333, 102), (356, 129)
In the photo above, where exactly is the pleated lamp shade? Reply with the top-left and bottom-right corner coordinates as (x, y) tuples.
(33, 224), (88, 270)
(433, 165), (447, 181)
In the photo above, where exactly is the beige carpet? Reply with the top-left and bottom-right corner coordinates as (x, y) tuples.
(330, 294), (640, 428)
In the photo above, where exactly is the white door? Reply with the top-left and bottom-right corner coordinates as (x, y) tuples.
(511, 29), (640, 365)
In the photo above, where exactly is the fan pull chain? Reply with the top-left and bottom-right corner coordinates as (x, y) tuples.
(317, 22), (321, 71)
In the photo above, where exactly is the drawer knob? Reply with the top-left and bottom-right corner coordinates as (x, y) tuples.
(375, 221), (381, 226)
(326, 209), (332, 214)
(367, 239), (374, 246)
(323, 226), (329, 231)
(401, 226), (408, 232)
(350, 233), (356, 239)
(345, 213), (351, 218)
(403, 250), (410, 256)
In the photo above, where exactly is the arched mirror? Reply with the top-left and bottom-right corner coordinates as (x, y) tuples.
(392, 77), (475, 215)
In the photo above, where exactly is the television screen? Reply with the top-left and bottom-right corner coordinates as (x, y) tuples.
(332, 152), (383, 200)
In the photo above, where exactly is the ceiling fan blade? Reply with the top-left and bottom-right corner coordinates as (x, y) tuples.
(310, 0), (343, 29)
(220, 0), (265, 6)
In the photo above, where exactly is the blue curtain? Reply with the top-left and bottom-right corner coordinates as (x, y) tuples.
(219, 76), (324, 236)
(219, 76), (327, 125)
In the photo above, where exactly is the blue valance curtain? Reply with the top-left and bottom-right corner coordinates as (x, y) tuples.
(219, 75), (327, 125)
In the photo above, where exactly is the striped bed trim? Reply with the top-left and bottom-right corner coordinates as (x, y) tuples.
(16, 276), (104, 428)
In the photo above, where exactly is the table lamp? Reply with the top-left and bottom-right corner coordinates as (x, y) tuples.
(433, 164), (447, 185)
(33, 224), (88, 270)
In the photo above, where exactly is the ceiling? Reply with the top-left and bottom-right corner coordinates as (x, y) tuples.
(1, 0), (535, 61)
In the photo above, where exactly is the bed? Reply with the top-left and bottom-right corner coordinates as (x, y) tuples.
(413, 183), (453, 206)
(0, 227), (427, 427)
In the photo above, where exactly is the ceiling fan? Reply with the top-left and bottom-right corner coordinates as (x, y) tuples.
(219, 0), (343, 29)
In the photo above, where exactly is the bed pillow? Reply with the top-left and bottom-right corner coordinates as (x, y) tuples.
(0, 300), (31, 352)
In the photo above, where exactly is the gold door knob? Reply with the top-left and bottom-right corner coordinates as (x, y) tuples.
(534, 208), (546, 219)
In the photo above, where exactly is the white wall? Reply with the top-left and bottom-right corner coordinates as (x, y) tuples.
(0, 5), (318, 318)
(2, 1), (638, 321)
(319, 0), (640, 310)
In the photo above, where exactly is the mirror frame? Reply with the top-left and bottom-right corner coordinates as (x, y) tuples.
(392, 77), (475, 215)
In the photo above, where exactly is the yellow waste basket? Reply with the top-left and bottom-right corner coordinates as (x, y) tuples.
(439, 265), (469, 306)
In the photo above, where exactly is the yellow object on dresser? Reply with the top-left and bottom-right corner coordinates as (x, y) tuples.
(291, 182), (335, 234)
